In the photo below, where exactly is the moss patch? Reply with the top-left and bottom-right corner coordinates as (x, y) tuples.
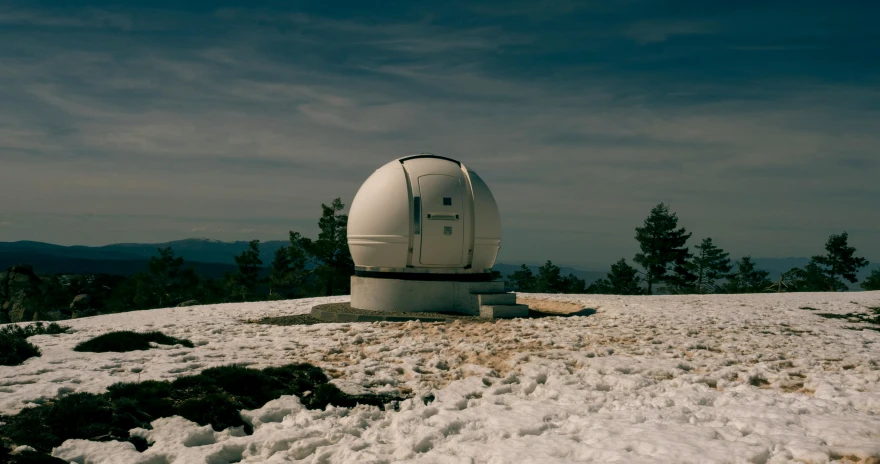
(0, 363), (406, 460)
(73, 331), (194, 353)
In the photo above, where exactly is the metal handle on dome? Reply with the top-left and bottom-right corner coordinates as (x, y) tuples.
(413, 197), (421, 235)
(426, 214), (459, 220)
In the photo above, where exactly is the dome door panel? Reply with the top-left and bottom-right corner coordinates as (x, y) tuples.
(418, 174), (464, 265)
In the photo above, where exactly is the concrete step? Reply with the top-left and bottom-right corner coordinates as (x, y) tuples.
(479, 304), (530, 319)
(477, 292), (517, 306)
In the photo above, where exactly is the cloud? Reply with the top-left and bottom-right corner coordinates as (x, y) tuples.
(0, 3), (878, 266)
(0, 8), (132, 30)
(622, 20), (719, 44)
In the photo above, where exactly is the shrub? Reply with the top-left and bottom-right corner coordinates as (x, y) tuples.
(1, 393), (115, 452)
(1, 448), (69, 463)
(0, 363), (406, 459)
(0, 323), (70, 366)
(73, 331), (194, 353)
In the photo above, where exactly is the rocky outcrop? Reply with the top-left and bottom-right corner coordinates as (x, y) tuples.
(70, 294), (91, 311)
(71, 309), (98, 319)
(68, 293), (96, 319)
(33, 309), (67, 321)
(1, 265), (43, 323)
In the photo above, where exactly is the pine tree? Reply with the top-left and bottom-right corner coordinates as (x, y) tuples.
(268, 246), (308, 299)
(535, 260), (565, 293)
(229, 240), (263, 301)
(508, 265), (536, 292)
(723, 256), (771, 293)
(786, 262), (844, 292)
(633, 203), (693, 294)
(137, 247), (199, 307)
(562, 273), (586, 293)
(690, 238), (733, 294)
(289, 198), (354, 297)
(861, 268), (880, 291)
(811, 232), (869, 291)
(587, 258), (643, 295)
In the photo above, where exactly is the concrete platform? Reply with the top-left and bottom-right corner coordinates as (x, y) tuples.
(479, 304), (530, 319)
(310, 303), (480, 323)
(351, 276), (506, 315)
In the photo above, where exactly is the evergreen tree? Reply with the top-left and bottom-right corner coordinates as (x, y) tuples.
(785, 262), (843, 292)
(136, 247), (199, 308)
(268, 246), (292, 299)
(861, 268), (880, 291)
(562, 273), (587, 293)
(228, 240), (263, 301)
(194, 278), (227, 304)
(633, 203), (693, 294)
(535, 260), (565, 293)
(723, 256), (771, 293)
(586, 258), (643, 295)
(289, 198), (354, 296)
(690, 238), (733, 294)
(268, 246), (308, 299)
(811, 232), (868, 291)
(508, 265), (536, 292)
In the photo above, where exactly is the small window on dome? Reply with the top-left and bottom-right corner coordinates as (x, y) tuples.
(443, 197), (452, 206)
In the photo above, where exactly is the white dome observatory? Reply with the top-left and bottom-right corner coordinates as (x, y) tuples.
(348, 154), (501, 280)
(345, 154), (526, 318)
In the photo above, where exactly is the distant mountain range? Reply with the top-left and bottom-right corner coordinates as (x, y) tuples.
(0, 239), (286, 278)
(0, 239), (876, 287)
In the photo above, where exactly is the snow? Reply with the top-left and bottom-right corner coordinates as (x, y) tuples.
(3, 292), (880, 463)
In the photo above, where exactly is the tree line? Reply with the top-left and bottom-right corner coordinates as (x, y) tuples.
(117, 198), (356, 309)
(1, 199), (356, 319)
(507, 203), (879, 295)
(5, 200), (879, 321)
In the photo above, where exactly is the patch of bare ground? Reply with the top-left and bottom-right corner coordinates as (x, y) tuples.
(831, 454), (880, 464)
(517, 297), (588, 314)
(261, 297), (869, 400)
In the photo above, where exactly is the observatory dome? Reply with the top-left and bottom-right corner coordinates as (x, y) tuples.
(347, 154), (501, 278)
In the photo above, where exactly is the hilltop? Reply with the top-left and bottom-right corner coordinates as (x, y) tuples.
(2, 291), (879, 462)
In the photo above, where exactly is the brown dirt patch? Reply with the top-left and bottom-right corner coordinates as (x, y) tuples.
(517, 297), (588, 314)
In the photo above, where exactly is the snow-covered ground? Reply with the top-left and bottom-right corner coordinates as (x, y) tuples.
(3, 292), (880, 463)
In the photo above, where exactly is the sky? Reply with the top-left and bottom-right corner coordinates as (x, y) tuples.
(0, 0), (878, 269)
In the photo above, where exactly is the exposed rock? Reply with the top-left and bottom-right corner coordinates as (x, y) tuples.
(72, 308), (98, 319)
(1, 265), (43, 323)
(70, 294), (91, 311)
(33, 309), (67, 322)
(10, 305), (36, 323)
(177, 299), (200, 307)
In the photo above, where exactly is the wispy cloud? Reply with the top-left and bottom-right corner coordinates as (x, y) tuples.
(0, 2), (878, 266)
(623, 20), (719, 44)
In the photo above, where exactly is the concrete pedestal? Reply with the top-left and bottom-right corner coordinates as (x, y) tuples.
(351, 276), (506, 315)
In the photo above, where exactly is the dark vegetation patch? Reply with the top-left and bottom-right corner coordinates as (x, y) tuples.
(0, 363), (407, 460)
(807, 306), (880, 333)
(0, 323), (70, 366)
(73, 331), (194, 353)
(798, 306), (819, 311)
(250, 314), (325, 326)
(528, 308), (598, 319)
(0, 448), (69, 463)
(748, 374), (770, 388)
